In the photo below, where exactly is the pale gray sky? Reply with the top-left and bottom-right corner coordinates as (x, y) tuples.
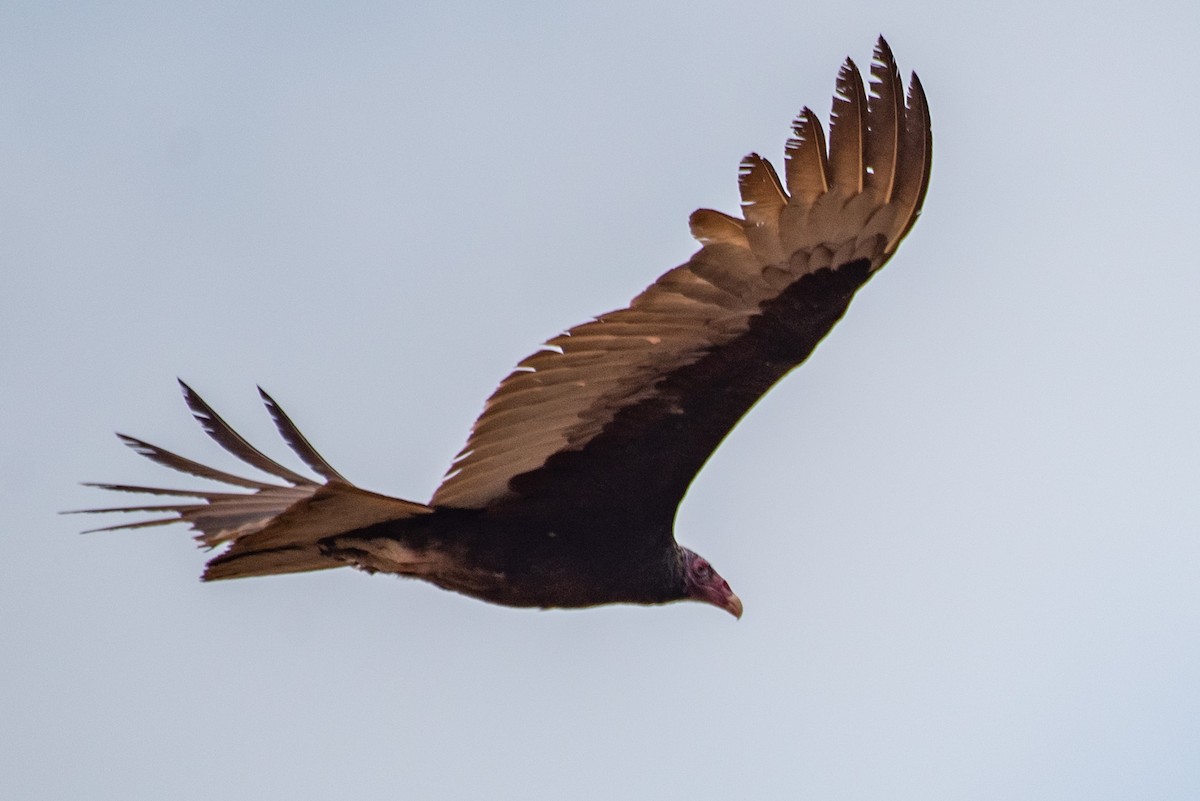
(3, 2), (1199, 799)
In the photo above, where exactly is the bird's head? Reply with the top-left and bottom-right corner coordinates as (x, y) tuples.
(680, 548), (742, 619)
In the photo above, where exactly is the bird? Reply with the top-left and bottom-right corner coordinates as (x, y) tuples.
(76, 38), (931, 619)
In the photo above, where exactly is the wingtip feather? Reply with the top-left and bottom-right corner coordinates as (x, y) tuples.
(885, 68), (932, 251)
(827, 56), (866, 195)
(179, 385), (316, 486)
(256, 387), (349, 483)
(784, 106), (829, 203)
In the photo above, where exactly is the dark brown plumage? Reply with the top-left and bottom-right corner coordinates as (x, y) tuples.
(75, 38), (931, 618)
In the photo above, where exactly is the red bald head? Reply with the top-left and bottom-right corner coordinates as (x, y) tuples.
(681, 548), (742, 619)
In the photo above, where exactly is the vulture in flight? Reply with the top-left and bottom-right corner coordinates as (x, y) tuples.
(78, 38), (931, 619)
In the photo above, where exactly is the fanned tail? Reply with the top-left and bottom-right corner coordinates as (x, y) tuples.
(70, 382), (431, 580)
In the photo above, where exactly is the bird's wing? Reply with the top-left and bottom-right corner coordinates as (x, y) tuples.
(431, 39), (930, 518)
(72, 381), (431, 578)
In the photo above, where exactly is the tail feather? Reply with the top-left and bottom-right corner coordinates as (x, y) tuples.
(202, 546), (337, 581)
(73, 384), (431, 579)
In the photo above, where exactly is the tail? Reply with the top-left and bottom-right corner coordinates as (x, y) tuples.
(71, 380), (431, 581)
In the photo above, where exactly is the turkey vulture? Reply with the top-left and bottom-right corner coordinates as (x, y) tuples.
(77, 38), (931, 619)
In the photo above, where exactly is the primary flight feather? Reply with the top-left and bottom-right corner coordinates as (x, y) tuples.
(77, 38), (931, 618)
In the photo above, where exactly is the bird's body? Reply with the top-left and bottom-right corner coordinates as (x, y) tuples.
(325, 508), (685, 610)
(77, 39), (931, 618)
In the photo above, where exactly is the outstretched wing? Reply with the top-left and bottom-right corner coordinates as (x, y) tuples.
(73, 381), (431, 579)
(431, 38), (931, 520)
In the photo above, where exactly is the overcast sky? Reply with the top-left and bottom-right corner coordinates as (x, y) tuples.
(3, 2), (1198, 799)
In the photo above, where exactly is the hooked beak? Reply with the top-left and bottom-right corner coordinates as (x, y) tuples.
(723, 591), (744, 620)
